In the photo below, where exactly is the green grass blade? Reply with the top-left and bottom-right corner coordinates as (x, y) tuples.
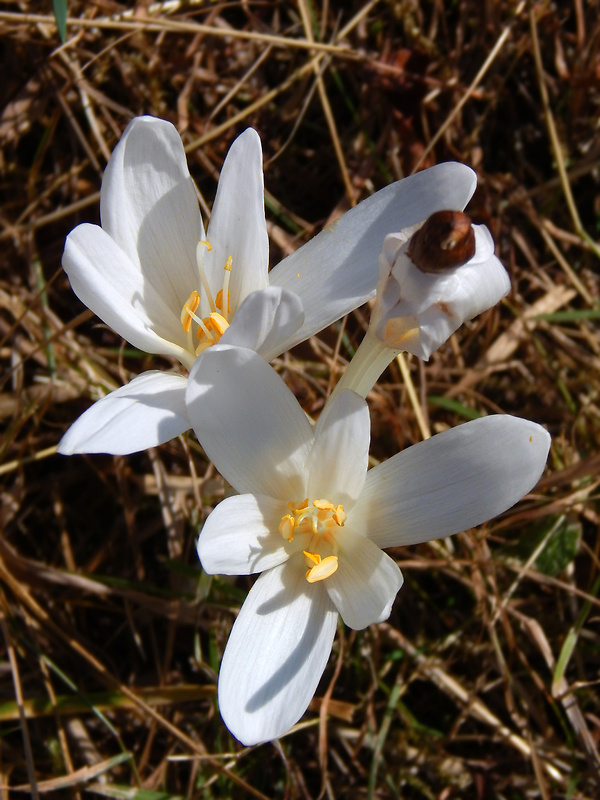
(52, 0), (67, 42)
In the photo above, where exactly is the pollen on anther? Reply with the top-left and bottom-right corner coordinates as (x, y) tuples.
(313, 499), (334, 511)
(333, 505), (347, 526)
(209, 312), (229, 336)
(180, 291), (200, 333)
(279, 514), (295, 542)
(215, 289), (231, 314)
(303, 550), (321, 568)
(195, 312), (229, 341)
(305, 554), (339, 583)
(288, 498), (309, 513)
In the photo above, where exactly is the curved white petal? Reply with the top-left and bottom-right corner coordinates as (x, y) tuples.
(205, 129), (269, 312)
(326, 528), (404, 629)
(63, 224), (189, 358)
(306, 391), (370, 510)
(100, 116), (203, 316)
(57, 371), (189, 455)
(218, 559), (338, 745)
(221, 286), (304, 360)
(198, 494), (298, 575)
(186, 345), (312, 498)
(351, 415), (551, 549)
(269, 162), (477, 354)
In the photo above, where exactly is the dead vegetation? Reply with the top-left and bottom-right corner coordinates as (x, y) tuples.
(1, 1), (599, 797)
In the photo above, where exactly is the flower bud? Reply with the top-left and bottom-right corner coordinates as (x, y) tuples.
(370, 212), (510, 360)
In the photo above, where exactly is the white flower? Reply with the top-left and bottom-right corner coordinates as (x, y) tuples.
(58, 116), (478, 456)
(187, 345), (551, 746)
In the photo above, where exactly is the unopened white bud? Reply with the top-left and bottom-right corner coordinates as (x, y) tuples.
(371, 213), (510, 360)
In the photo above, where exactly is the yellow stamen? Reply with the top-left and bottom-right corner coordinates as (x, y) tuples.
(279, 497), (345, 584)
(289, 498), (309, 513)
(181, 247), (236, 357)
(215, 289), (231, 314)
(195, 339), (214, 356)
(303, 550), (321, 568)
(196, 312), (229, 341)
(279, 514), (295, 542)
(306, 555), (339, 583)
(208, 312), (229, 337)
(180, 291), (200, 333)
(195, 315), (215, 342)
(333, 505), (347, 526)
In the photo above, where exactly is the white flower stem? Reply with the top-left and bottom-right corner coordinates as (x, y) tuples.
(330, 330), (400, 401)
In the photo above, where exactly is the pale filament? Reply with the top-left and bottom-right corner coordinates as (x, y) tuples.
(195, 240), (216, 313)
(279, 498), (346, 583)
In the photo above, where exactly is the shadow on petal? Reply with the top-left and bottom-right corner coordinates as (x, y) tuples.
(246, 558), (334, 713)
(137, 181), (202, 346)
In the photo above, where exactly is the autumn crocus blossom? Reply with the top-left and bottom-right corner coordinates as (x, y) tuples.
(188, 345), (550, 746)
(57, 116), (480, 456)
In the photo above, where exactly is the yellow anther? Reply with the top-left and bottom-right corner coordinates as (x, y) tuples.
(196, 312), (229, 341)
(184, 245), (234, 354)
(303, 550), (321, 568)
(305, 555), (339, 583)
(288, 498), (309, 514)
(215, 289), (231, 314)
(313, 499), (334, 511)
(279, 498), (345, 584)
(333, 506), (347, 526)
(195, 339), (213, 356)
(180, 291), (200, 333)
(279, 514), (295, 542)
(208, 312), (229, 336)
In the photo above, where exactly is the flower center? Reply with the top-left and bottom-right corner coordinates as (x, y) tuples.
(279, 498), (346, 583)
(179, 241), (232, 356)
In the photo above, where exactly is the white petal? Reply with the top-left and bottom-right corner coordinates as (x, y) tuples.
(198, 494), (298, 575)
(326, 528), (404, 629)
(218, 559), (338, 745)
(186, 345), (312, 498)
(306, 391), (370, 510)
(269, 162), (477, 354)
(63, 223), (189, 359)
(57, 371), (189, 455)
(100, 116), (203, 317)
(351, 415), (551, 549)
(222, 286), (304, 360)
(205, 129), (269, 312)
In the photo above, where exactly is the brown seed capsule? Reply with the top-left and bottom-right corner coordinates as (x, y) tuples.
(407, 210), (476, 273)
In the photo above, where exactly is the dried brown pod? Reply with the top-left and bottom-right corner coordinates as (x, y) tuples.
(407, 210), (476, 273)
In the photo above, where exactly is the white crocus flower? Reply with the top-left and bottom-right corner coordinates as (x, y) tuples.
(187, 345), (551, 746)
(58, 116), (479, 456)
(332, 211), (511, 400)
